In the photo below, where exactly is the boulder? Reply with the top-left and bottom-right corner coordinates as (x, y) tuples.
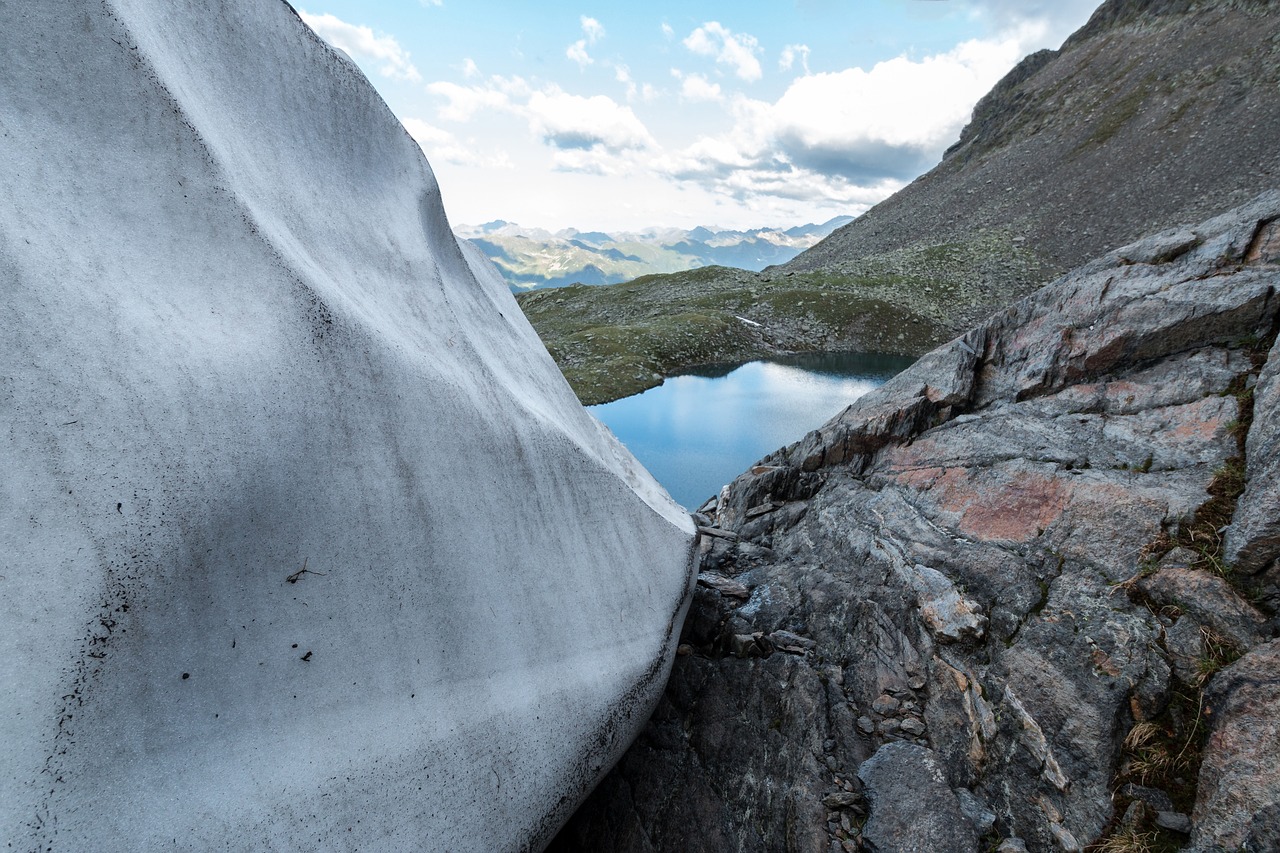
(0, 2), (694, 850)
(1191, 640), (1280, 851)
(857, 742), (978, 853)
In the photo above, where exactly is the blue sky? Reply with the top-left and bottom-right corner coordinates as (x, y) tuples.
(296, 0), (1102, 231)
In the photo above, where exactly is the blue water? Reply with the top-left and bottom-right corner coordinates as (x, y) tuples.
(589, 352), (915, 510)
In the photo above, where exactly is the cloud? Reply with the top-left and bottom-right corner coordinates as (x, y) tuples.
(426, 74), (655, 173)
(402, 118), (511, 169)
(427, 80), (513, 122)
(566, 39), (593, 68)
(418, 0), (442, 6)
(764, 37), (1026, 177)
(963, 0), (1102, 33)
(580, 16), (605, 43)
(661, 22), (674, 39)
(548, 147), (649, 177)
(659, 32), (1028, 206)
(526, 89), (655, 153)
(567, 15), (606, 69)
(298, 11), (421, 83)
(460, 58), (480, 78)
(676, 72), (722, 103)
(683, 22), (763, 82)
(948, 0), (1104, 54)
(779, 44), (810, 74)
(614, 64), (639, 100)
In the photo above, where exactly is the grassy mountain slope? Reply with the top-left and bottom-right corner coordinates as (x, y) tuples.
(518, 0), (1280, 405)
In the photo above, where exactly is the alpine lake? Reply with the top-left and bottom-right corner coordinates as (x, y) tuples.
(589, 351), (916, 511)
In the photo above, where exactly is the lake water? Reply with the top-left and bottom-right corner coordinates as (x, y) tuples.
(589, 352), (915, 511)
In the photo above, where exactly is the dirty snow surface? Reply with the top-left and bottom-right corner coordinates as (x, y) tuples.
(0, 2), (695, 850)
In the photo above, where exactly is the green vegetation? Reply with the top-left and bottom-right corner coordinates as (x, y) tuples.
(517, 232), (1047, 404)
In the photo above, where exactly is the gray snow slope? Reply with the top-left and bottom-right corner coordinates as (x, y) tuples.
(0, 1), (695, 850)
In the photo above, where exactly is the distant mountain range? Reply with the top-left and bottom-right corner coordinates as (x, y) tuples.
(454, 217), (855, 291)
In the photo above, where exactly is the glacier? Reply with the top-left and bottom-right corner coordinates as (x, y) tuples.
(0, 1), (696, 850)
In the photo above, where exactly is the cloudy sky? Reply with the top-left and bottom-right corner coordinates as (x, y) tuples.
(297, 0), (1102, 231)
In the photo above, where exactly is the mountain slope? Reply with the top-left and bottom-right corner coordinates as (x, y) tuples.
(0, 2), (693, 849)
(792, 0), (1280, 278)
(519, 0), (1280, 405)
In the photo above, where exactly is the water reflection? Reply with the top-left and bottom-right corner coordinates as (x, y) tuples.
(590, 352), (915, 510)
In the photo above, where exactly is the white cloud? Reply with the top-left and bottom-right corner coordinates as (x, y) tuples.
(683, 22), (763, 82)
(460, 57), (480, 78)
(766, 35), (1026, 175)
(566, 39), (593, 68)
(402, 118), (511, 169)
(526, 88), (655, 153)
(779, 44), (810, 74)
(298, 11), (421, 83)
(427, 80), (512, 122)
(566, 16), (606, 69)
(580, 16), (606, 44)
(418, 0), (442, 6)
(659, 32), (1028, 206)
(548, 147), (648, 177)
(661, 22), (674, 39)
(963, 0), (1103, 42)
(614, 64), (638, 100)
(425, 74), (655, 172)
(679, 73), (722, 103)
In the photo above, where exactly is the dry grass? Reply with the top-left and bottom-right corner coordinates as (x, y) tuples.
(1093, 824), (1161, 853)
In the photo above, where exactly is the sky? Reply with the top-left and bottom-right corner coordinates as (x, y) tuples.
(295, 0), (1103, 232)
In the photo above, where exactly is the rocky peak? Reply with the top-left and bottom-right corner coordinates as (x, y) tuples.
(1062, 0), (1275, 47)
(789, 0), (1280, 315)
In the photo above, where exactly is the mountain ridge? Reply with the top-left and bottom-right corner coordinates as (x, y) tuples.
(457, 216), (854, 292)
(791, 0), (1279, 278)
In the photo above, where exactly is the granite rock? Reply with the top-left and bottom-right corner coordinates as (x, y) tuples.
(554, 195), (1280, 852)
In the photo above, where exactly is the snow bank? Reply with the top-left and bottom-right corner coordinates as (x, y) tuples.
(0, 2), (695, 849)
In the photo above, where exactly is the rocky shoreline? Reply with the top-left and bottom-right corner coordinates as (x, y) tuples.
(552, 195), (1280, 852)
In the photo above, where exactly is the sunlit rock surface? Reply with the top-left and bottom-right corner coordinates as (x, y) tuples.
(0, 2), (695, 849)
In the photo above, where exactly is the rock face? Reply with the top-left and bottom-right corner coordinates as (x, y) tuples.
(1225, 218), (1280, 578)
(1192, 640), (1280, 851)
(0, 2), (694, 850)
(552, 196), (1280, 851)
